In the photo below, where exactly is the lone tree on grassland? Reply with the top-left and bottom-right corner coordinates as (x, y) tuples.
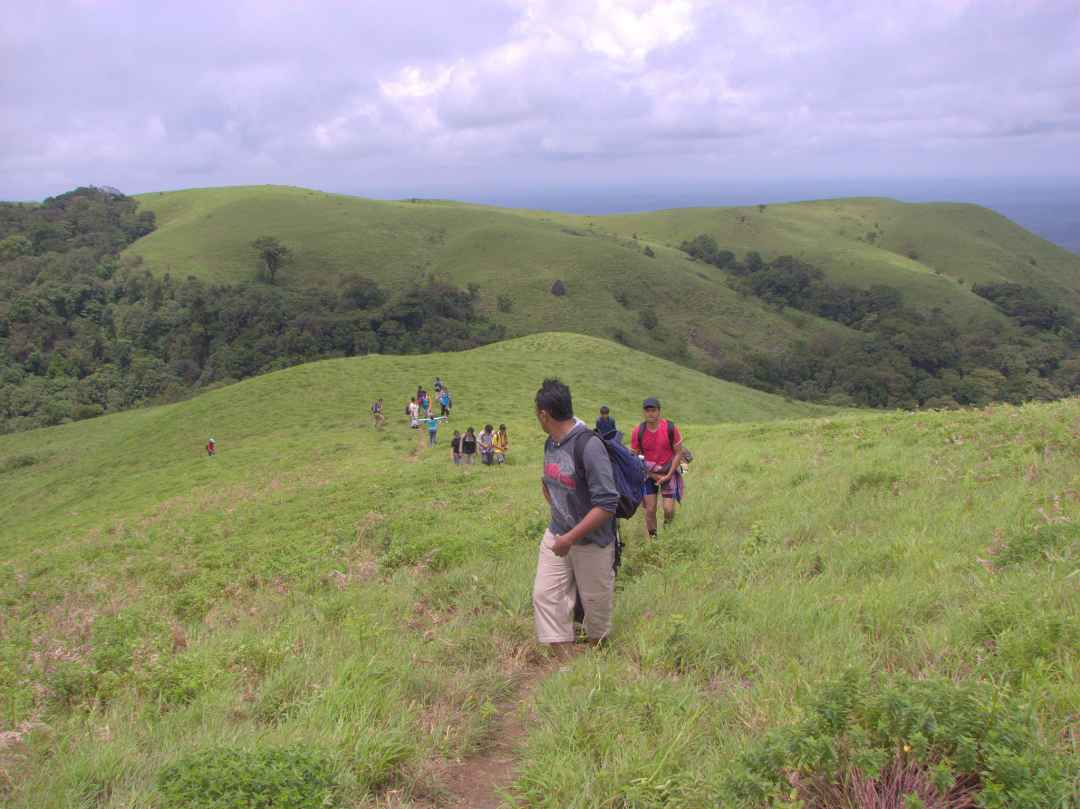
(251, 236), (290, 284)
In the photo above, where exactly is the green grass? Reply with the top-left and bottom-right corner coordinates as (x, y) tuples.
(128, 185), (1080, 377)
(127, 185), (842, 370)
(570, 196), (1080, 314)
(1, 334), (1077, 807)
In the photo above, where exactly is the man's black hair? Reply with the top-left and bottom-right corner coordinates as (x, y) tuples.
(535, 378), (574, 421)
(600, 405), (609, 414)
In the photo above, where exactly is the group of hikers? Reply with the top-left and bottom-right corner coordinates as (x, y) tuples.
(370, 377), (453, 433)
(234, 372), (683, 653)
(451, 424), (510, 465)
(533, 380), (686, 653)
(370, 377), (512, 465)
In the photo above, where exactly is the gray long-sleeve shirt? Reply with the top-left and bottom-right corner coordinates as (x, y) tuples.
(542, 422), (618, 546)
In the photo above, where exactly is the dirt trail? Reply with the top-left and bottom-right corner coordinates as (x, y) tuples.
(420, 661), (557, 809)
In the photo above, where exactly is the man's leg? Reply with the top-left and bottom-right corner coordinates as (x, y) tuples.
(570, 541), (615, 643)
(643, 492), (658, 537)
(533, 530), (576, 646)
(662, 496), (677, 526)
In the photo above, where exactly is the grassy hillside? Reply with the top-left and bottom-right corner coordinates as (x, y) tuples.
(568, 196), (1080, 313)
(130, 189), (1080, 317)
(2, 335), (1077, 808)
(127, 185), (841, 369)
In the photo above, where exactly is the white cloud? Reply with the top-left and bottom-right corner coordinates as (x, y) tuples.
(1, 0), (1079, 200)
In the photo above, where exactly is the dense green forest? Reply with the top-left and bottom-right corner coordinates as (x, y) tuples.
(681, 235), (1080, 408)
(0, 188), (503, 434)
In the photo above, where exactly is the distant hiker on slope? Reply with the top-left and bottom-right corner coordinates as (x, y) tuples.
(533, 378), (619, 650)
(371, 398), (385, 429)
(596, 405), (617, 439)
(438, 388), (452, 417)
(206, 437), (216, 457)
(408, 397), (420, 428)
(630, 397), (684, 538)
(479, 424), (496, 465)
(493, 424), (510, 464)
(422, 415), (447, 447)
(451, 430), (463, 464)
(461, 427), (478, 464)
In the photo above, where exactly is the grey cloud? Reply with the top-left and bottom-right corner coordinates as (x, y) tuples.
(1, 0), (1078, 201)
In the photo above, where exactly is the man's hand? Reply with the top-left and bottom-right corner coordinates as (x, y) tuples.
(551, 533), (574, 557)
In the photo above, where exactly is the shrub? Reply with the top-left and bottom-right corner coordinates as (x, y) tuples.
(639, 309), (659, 330)
(339, 275), (387, 310)
(643, 245), (656, 258)
(158, 747), (337, 809)
(496, 294), (514, 313)
(46, 661), (97, 709)
(141, 653), (221, 707)
(995, 522), (1079, 568)
(848, 470), (900, 496)
(550, 280), (567, 297)
(0, 454), (38, 474)
(725, 672), (1078, 809)
(72, 403), (104, 421)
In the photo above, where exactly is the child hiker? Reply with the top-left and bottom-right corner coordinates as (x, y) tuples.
(479, 424), (495, 465)
(461, 427), (478, 464)
(423, 415), (447, 447)
(206, 437), (216, 457)
(493, 424), (510, 464)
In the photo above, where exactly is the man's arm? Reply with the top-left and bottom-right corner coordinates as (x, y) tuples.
(541, 480), (551, 505)
(551, 507), (614, 556)
(659, 443), (683, 483)
(552, 436), (617, 556)
(659, 426), (684, 483)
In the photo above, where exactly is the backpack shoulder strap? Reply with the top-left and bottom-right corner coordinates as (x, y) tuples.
(636, 421), (646, 451)
(571, 429), (598, 482)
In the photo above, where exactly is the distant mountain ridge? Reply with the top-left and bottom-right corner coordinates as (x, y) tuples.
(1, 184), (1076, 435)
(114, 186), (1080, 408)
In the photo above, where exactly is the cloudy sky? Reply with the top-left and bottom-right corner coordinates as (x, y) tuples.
(2, 0), (1079, 206)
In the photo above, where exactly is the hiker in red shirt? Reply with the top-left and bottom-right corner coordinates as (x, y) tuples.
(630, 397), (684, 538)
(206, 437), (216, 457)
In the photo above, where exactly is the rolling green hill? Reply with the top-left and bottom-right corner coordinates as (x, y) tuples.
(1, 333), (828, 546)
(535, 196), (1080, 312)
(129, 186), (1080, 338)
(1, 334), (1077, 808)
(127, 186), (850, 368)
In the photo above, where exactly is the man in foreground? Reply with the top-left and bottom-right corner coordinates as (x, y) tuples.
(533, 378), (619, 649)
(630, 397), (684, 538)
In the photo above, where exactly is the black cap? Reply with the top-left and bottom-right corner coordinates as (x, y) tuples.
(642, 397), (660, 408)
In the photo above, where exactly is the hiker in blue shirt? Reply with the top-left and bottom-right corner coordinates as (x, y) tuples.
(422, 415), (447, 447)
(596, 405), (617, 439)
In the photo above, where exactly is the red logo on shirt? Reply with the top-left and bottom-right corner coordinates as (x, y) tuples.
(544, 463), (577, 489)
